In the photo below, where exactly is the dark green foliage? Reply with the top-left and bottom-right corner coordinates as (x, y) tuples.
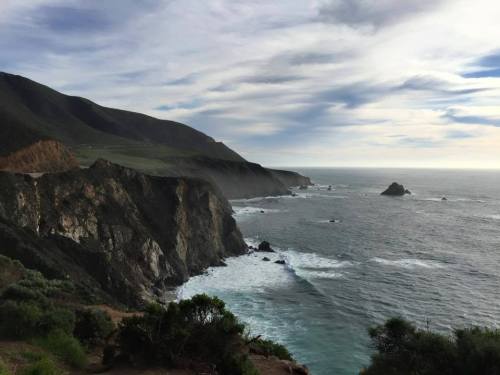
(218, 354), (260, 375)
(363, 317), (500, 375)
(118, 294), (256, 375)
(455, 327), (500, 374)
(74, 308), (115, 346)
(0, 301), (44, 339)
(1, 268), (74, 306)
(250, 338), (293, 361)
(0, 358), (11, 375)
(0, 301), (75, 339)
(19, 356), (62, 375)
(0, 259), (77, 340)
(34, 330), (87, 369)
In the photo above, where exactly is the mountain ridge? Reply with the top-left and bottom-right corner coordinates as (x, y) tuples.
(0, 71), (310, 198)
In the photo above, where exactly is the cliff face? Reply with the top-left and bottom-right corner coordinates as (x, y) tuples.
(160, 156), (296, 199)
(0, 160), (246, 306)
(0, 139), (79, 173)
(269, 168), (312, 188)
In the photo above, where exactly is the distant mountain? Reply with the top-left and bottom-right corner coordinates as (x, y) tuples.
(0, 72), (310, 198)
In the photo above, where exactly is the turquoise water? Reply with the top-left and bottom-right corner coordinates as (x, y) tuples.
(178, 168), (500, 374)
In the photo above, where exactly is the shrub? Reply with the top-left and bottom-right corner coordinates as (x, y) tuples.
(363, 318), (500, 375)
(218, 354), (259, 375)
(1, 284), (49, 305)
(19, 356), (62, 375)
(38, 308), (75, 336)
(118, 294), (257, 375)
(250, 338), (293, 361)
(34, 330), (87, 369)
(74, 308), (115, 346)
(0, 359), (11, 375)
(0, 301), (75, 339)
(0, 301), (43, 339)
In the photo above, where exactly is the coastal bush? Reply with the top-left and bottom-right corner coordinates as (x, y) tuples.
(34, 330), (87, 369)
(0, 300), (75, 339)
(19, 356), (62, 375)
(118, 294), (257, 375)
(0, 301), (44, 338)
(38, 308), (75, 337)
(74, 308), (115, 346)
(250, 338), (293, 361)
(362, 317), (500, 375)
(0, 359), (10, 375)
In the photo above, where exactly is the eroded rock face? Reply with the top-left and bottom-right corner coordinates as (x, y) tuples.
(0, 159), (246, 306)
(0, 140), (79, 173)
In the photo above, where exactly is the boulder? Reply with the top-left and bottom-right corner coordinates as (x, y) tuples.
(381, 182), (411, 196)
(262, 257), (271, 262)
(441, 197), (447, 201)
(274, 260), (286, 265)
(257, 241), (275, 252)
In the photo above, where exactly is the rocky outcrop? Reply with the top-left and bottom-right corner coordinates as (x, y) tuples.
(157, 156), (296, 199)
(381, 182), (411, 196)
(0, 140), (79, 173)
(0, 159), (246, 307)
(268, 169), (312, 189)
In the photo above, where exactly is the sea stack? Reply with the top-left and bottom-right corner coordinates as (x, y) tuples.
(381, 182), (411, 196)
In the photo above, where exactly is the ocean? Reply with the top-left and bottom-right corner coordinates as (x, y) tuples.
(177, 168), (500, 375)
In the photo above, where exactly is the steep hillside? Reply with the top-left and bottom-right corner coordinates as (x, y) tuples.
(0, 72), (310, 198)
(0, 160), (246, 307)
(0, 71), (242, 161)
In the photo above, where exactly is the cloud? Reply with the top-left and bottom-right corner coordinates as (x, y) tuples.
(463, 68), (500, 79)
(444, 109), (500, 127)
(317, 0), (444, 29)
(2, 0), (500, 167)
(398, 75), (488, 95)
(445, 130), (475, 139)
(463, 51), (500, 78)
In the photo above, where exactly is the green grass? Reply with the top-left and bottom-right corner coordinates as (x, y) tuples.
(74, 143), (196, 174)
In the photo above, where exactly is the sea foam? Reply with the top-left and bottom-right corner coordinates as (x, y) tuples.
(371, 257), (446, 269)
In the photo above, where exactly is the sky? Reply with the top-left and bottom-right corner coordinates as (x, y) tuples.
(1, 0), (500, 168)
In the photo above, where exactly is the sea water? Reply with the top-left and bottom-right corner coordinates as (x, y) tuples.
(178, 168), (500, 375)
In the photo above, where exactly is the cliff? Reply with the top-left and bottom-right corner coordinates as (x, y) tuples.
(269, 168), (312, 188)
(0, 139), (79, 173)
(157, 156), (298, 199)
(0, 160), (246, 307)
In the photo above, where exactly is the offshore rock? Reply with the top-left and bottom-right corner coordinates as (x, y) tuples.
(381, 182), (411, 196)
(257, 241), (274, 252)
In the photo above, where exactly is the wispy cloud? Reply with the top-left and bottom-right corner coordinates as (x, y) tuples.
(317, 0), (446, 29)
